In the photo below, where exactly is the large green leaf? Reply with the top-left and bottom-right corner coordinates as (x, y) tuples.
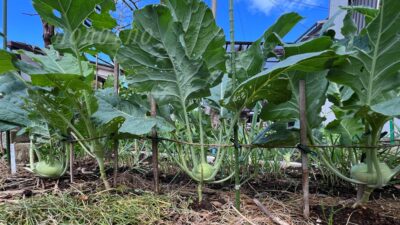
(327, 0), (400, 117)
(252, 122), (299, 147)
(165, 0), (226, 81)
(261, 12), (302, 54)
(341, 11), (358, 39)
(16, 48), (93, 77)
(33, 0), (113, 30)
(284, 37), (333, 58)
(28, 89), (75, 135)
(232, 13), (303, 83)
(94, 89), (174, 135)
(207, 75), (231, 108)
(234, 39), (264, 83)
(0, 50), (17, 74)
(327, 83), (355, 107)
(371, 97), (400, 116)
(226, 50), (345, 111)
(325, 118), (364, 145)
(33, 0), (120, 56)
(0, 73), (30, 131)
(117, 2), (224, 111)
(260, 71), (329, 130)
(262, 12), (303, 38)
(0, 122), (18, 131)
(26, 69), (95, 136)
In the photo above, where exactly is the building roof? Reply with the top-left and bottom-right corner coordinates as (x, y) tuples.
(295, 20), (327, 43)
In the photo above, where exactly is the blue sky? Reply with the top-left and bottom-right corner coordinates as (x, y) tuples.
(1, 0), (329, 48)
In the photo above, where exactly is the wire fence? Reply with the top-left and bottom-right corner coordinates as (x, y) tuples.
(63, 134), (400, 150)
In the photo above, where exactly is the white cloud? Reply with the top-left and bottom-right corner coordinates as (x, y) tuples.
(243, 0), (319, 16)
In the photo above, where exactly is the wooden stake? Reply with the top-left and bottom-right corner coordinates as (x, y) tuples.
(299, 80), (310, 218)
(10, 143), (16, 174)
(113, 61), (120, 187)
(149, 0), (163, 195)
(0, 132), (4, 155)
(150, 96), (160, 193)
(69, 142), (74, 183)
(6, 131), (11, 168)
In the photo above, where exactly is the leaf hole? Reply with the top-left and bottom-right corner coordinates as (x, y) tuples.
(53, 10), (61, 18)
(95, 5), (101, 14)
(83, 19), (92, 28)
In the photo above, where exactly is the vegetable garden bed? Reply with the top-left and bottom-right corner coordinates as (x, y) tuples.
(1, 0), (400, 224)
(1, 159), (399, 225)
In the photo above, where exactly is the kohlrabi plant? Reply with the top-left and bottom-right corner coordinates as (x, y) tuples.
(0, 0), (172, 189)
(116, 0), (231, 202)
(322, 0), (400, 206)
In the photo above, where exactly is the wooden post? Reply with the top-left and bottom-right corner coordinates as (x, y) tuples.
(148, 0), (163, 195)
(0, 132), (3, 155)
(299, 80), (309, 219)
(69, 142), (74, 183)
(10, 143), (16, 174)
(113, 61), (120, 187)
(150, 96), (160, 193)
(6, 130), (11, 167)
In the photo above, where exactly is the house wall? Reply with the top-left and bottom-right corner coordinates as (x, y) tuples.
(351, 0), (379, 32)
(329, 0), (379, 38)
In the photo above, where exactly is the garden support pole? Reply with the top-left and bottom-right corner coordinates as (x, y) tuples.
(229, 0), (240, 211)
(150, 96), (160, 194)
(299, 80), (310, 219)
(146, 0), (164, 195)
(390, 119), (395, 144)
(70, 142), (74, 183)
(2, 0), (7, 50)
(6, 131), (10, 167)
(0, 132), (3, 155)
(233, 124), (241, 210)
(113, 61), (120, 187)
(3, 0), (10, 170)
(212, 0), (217, 17)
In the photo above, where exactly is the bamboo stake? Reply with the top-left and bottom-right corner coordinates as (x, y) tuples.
(113, 61), (120, 187)
(299, 80), (310, 219)
(229, 0), (240, 211)
(2, 0), (7, 50)
(212, 0), (217, 17)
